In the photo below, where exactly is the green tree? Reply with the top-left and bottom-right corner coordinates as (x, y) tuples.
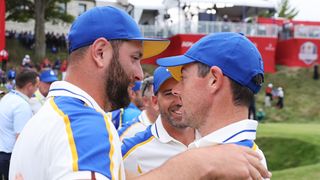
(5, 0), (74, 62)
(278, 0), (299, 19)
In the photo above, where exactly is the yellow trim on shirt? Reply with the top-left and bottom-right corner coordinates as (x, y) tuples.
(101, 112), (115, 180)
(123, 136), (155, 160)
(137, 164), (143, 174)
(50, 97), (79, 171)
(252, 143), (258, 151)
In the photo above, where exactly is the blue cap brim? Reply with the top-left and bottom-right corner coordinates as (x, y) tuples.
(157, 55), (196, 81)
(41, 76), (58, 83)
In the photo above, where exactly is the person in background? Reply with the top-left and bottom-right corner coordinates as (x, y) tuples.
(256, 108), (266, 121)
(111, 81), (144, 129)
(5, 68), (16, 91)
(122, 81), (144, 122)
(0, 68), (5, 87)
(118, 76), (158, 140)
(276, 87), (284, 109)
(30, 69), (58, 113)
(40, 57), (52, 71)
(21, 54), (31, 68)
(122, 66), (197, 176)
(265, 83), (273, 107)
(0, 70), (39, 180)
(313, 62), (319, 80)
(0, 49), (9, 71)
(53, 58), (61, 76)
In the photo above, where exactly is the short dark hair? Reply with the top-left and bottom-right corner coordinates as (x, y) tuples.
(196, 62), (253, 108)
(229, 79), (254, 107)
(15, 70), (39, 89)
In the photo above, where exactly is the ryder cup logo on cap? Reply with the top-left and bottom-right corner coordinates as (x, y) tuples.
(157, 32), (264, 94)
(40, 70), (58, 83)
(68, 6), (170, 59)
(153, 66), (172, 94)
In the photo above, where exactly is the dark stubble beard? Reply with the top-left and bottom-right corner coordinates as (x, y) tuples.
(106, 50), (132, 111)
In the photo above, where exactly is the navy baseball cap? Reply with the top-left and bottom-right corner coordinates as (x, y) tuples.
(157, 32), (264, 94)
(40, 70), (58, 83)
(153, 66), (172, 94)
(68, 6), (170, 59)
(132, 81), (142, 91)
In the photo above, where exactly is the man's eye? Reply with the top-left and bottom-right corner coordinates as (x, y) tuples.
(132, 56), (140, 61)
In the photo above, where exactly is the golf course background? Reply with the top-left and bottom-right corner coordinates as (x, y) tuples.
(2, 38), (320, 179)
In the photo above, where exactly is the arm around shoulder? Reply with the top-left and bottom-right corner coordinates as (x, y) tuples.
(131, 144), (271, 180)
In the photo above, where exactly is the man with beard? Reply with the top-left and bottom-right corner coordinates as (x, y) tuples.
(9, 7), (271, 180)
(122, 66), (198, 175)
(157, 32), (269, 179)
(9, 6), (169, 180)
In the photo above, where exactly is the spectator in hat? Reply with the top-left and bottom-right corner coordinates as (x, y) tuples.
(5, 68), (16, 91)
(30, 69), (58, 113)
(9, 7), (269, 180)
(158, 32), (270, 178)
(276, 87), (284, 109)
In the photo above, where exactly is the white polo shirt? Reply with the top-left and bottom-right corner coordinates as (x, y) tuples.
(118, 110), (153, 141)
(188, 119), (268, 169)
(122, 116), (191, 175)
(0, 90), (33, 153)
(9, 81), (125, 180)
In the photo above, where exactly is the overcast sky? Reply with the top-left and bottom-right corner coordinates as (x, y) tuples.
(284, 0), (319, 21)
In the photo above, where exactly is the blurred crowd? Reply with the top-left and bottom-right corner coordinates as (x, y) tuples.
(6, 30), (67, 53)
(0, 54), (68, 93)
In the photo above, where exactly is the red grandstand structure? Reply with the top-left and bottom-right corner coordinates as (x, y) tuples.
(141, 0), (320, 73)
(143, 17), (320, 73)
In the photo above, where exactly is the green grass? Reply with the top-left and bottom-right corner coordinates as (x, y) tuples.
(257, 123), (320, 179)
(256, 66), (320, 123)
(272, 163), (320, 180)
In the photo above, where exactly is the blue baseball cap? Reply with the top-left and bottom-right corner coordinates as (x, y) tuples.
(153, 66), (172, 94)
(40, 70), (58, 83)
(132, 81), (142, 91)
(68, 6), (170, 59)
(157, 32), (264, 94)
